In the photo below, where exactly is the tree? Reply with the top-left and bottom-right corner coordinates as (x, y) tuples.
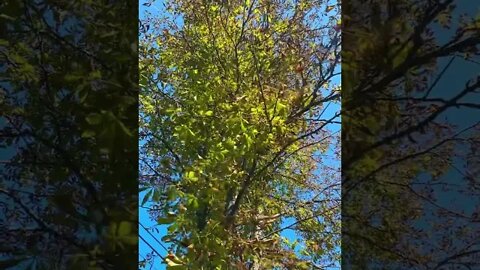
(139, 0), (341, 269)
(0, 0), (138, 269)
(343, 0), (480, 268)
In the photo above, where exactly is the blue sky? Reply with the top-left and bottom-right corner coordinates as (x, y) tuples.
(138, 1), (340, 268)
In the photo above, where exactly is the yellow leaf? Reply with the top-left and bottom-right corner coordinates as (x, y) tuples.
(166, 258), (182, 267)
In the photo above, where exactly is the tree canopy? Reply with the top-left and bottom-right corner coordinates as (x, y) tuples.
(343, 0), (480, 268)
(1, 0), (138, 269)
(139, 0), (341, 269)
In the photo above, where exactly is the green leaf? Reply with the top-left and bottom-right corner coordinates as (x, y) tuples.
(86, 113), (102, 125)
(141, 189), (153, 206)
(167, 186), (177, 201)
(152, 189), (161, 201)
(157, 217), (175, 224)
(81, 130), (96, 138)
(0, 14), (15, 21)
(118, 221), (132, 236)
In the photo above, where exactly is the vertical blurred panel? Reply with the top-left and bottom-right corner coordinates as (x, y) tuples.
(0, 0), (138, 269)
(343, 0), (480, 269)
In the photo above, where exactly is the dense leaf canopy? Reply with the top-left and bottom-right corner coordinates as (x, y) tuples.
(139, 0), (341, 269)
